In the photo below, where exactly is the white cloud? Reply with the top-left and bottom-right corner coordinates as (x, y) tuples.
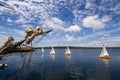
(13, 29), (25, 37)
(0, 25), (25, 39)
(85, 1), (91, 9)
(10, 1), (30, 7)
(44, 18), (81, 32)
(76, 27), (120, 44)
(51, 18), (63, 25)
(7, 18), (13, 22)
(31, 0), (44, 2)
(0, 35), (8, 47)
(101, 16), (111, 22)
(65, 25), (81, 32)
(43, 17), (64, 30)
(0, 29), (25, 46)
(0, 0), (119, 47)
(22, 24), (33, 29)
(83, 15), (105, 30)
(65, 35), (74, 41)
(86, 37), (120, 47)
(15, 16), (28, 24)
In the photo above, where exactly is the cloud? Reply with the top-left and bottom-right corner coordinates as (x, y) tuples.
(10, 1), (30, 6)
(0, 0), (119, 47)
(85, 1), (91, 9)
(13, 29), (25, 37)
(86, 37), (120, 47)
(15, 15), (29, 24)
(83, 15), (105, 30)
(65, 35), (74, 41)
(101, 16), (111, 22)
(43, 17), (81, 32)
(7, 18), (13, 22)
(79, 27), (120, 40)
(0, 25), (25, 41)
(65, 25), (81, 32)
(31, 0), (44, 2)
(43, 17), (64, 30)
(0, 35), (8, 47)
(32, 27), (120, 47)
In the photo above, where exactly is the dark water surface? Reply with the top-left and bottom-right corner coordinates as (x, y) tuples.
(0, 48), (120, 80)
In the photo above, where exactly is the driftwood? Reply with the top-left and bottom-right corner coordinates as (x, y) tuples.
(0, 27), (52, 54)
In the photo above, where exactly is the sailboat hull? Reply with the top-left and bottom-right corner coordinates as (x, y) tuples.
(65, 53), (71, 56)
(50, 53), (55, 55)
(99, 55), (111, 59)
(50, 47), (55, 55)
(99, 45), (111, 59)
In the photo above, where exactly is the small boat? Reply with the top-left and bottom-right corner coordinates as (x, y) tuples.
(41, 47), (44, 53)
(65, 47), (71, 55)
(50, 47), (55, 55)
(99, 45), (111, 59)
(0, 64), (7, 69)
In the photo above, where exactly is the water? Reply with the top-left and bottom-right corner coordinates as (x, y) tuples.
(0, 48), (120, 80)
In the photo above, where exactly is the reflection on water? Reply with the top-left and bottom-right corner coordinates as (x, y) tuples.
(50, 54), (55, 61)
(0, 48), (120, 80)
(65, 55), (71, 62)
(100, 58), (110, 67)
(41, 54), (44, 61)
(70, 68), (83, 79)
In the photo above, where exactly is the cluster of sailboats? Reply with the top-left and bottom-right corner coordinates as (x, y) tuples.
(0, 45), (111, 70)
(42, 46), (71, 55)
(41, 45), (111, 59)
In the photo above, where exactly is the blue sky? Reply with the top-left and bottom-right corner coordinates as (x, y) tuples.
(0, 0), (120, 47)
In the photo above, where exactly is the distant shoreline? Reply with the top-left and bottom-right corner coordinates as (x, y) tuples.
(33, 46), (120, 49)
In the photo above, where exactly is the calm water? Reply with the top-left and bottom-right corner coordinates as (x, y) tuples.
(0, 48), (120, 80)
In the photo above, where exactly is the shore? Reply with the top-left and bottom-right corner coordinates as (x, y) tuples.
(34, 46), (120, 49)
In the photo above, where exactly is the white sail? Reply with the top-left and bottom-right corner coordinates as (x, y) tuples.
(41, 47), (44, 53)
(65, 47), (71, 55)
(99, 45), (111, 59)
(100, 45), (109, 56)
(50, 47), (55, 55)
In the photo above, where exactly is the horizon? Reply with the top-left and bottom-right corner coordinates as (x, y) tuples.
(0, 0), (120, 47)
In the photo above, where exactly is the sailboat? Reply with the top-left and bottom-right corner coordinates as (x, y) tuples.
(65, 47), (71, 55)
(41, 47), (44, 53)
(99, 45), (111, 59)
(50, 47), (55, 55)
